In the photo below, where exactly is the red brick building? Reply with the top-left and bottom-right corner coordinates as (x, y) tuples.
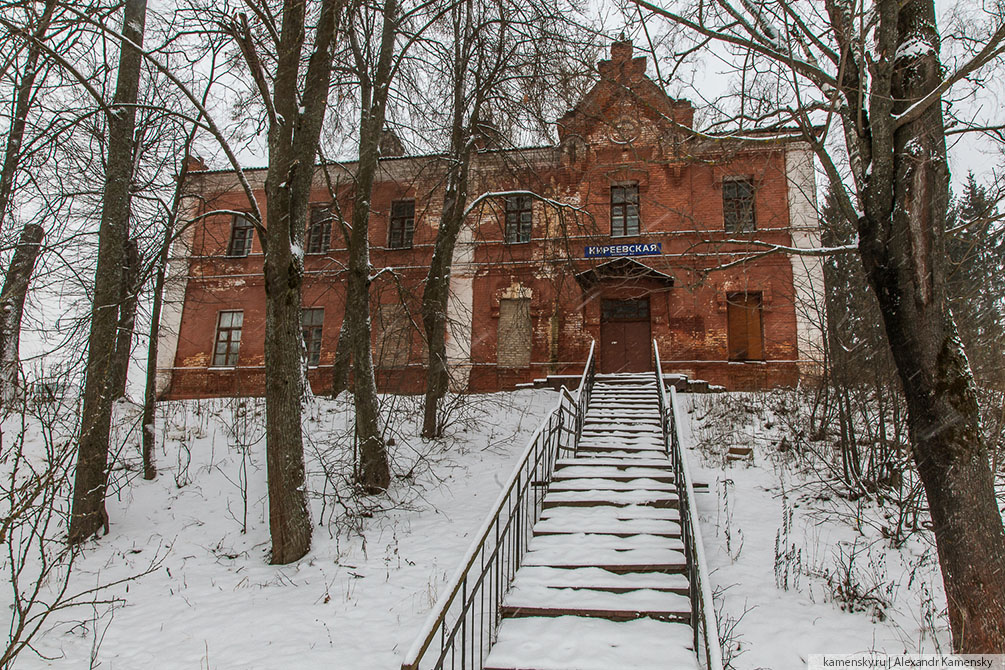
(156, 41), (825, 399)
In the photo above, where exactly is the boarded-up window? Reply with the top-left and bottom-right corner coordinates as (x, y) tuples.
(375, 304), (412, 368)
(497, 298), (531, 368)
(727, 293), (764, 361)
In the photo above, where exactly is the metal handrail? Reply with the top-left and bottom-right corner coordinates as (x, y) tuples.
(653, 341), (724, 670)
(400, 342), (597, 670)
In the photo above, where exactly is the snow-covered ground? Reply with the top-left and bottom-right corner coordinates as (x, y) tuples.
(683, 391), (959, 668)
(7, 387), (989, 669)
(7, 390), (555, 669)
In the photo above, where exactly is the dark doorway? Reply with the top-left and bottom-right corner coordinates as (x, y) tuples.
(600, 297), (652, 373)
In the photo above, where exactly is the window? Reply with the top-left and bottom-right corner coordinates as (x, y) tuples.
(388, 200), (415, 249)
(306, 206), (331, 254)
(727, 293), (763, 361)
(302, 308), (324, 366)
(610, 184), (640, 237)
(723, 178), (756, 233)
(227, 214), (255, 257)
(505, 195), (532, 244)
(375, 304), (411, 368)
(212, 311), (243, 367)
(497, 298), (531, 368)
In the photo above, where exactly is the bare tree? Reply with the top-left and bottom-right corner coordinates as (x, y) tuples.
(630, 0), (1005, 650)
(0, 0), (57, 238)
(342, 0), (401, 492)
(225, 0), (343, 563)
(417, 0), (583, 437)
(69, 0), (148, 543)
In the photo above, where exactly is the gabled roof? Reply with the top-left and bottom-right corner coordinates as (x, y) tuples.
(575, 257), (676, 290)
(557, 40), (694, 142)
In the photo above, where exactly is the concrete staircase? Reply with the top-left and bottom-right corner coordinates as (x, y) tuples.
(483, 373), (700, 670)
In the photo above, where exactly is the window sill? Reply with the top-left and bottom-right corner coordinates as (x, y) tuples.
(207, 366), (238, 371)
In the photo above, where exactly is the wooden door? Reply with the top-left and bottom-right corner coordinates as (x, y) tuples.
(727, 293), (763, 360)
(600, 298), (652, 373)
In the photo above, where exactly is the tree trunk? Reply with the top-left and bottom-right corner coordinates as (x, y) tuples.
(110, 237), (139, 400)
(141, 234), (166, 479)
(251, 0), (341, 564)
(347, 107), (390, 491)
(140, 153), (198, 481)
(344, 0), (399, 493)
(0, 0), (56, 236)
(69, 0), (146, 544)
(421, 155), (471, 437)
(856, 0), (1005, 651)
(261, 180), (312, 563)
(0, 223), (44, 406)
(330, 310), (351, 397)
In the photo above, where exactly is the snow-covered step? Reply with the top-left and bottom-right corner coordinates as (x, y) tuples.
(577, 437), (664, 448)
(511, 566), (690, 594)
(555, 457), (671, 469)
(588, 399), (660, 406)
(579, 432), (662, 442)
(539, 503), (681, 522)
(548, 477), (678, 492)
(574, 435), (667, 445)
(501, 584), (692, 622)
(578, 433), (663, 443)
(528, 532), (683, 552)
(534, 515), (682, 538)
(576, 446), (666, 458)
(542, 489), (679, 509)
(573, 455), (667, 463)
(582, 425), (662, 434)
(523, 539), (687, 573)
(484, 616), (698, 670)
(583, 416), (661, 425)
(553, 465), (674, 482)
(588, 403), (657, 410)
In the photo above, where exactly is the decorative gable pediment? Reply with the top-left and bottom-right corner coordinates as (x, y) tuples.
(557, 40), (694, 146)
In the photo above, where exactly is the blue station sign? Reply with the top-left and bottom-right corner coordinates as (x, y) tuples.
(584, 242), (662, 259)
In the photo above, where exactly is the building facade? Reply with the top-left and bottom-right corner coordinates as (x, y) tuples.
(156, 41), (825, 400)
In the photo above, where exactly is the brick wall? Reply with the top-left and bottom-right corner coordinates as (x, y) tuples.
(159, 41), (821, 399)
